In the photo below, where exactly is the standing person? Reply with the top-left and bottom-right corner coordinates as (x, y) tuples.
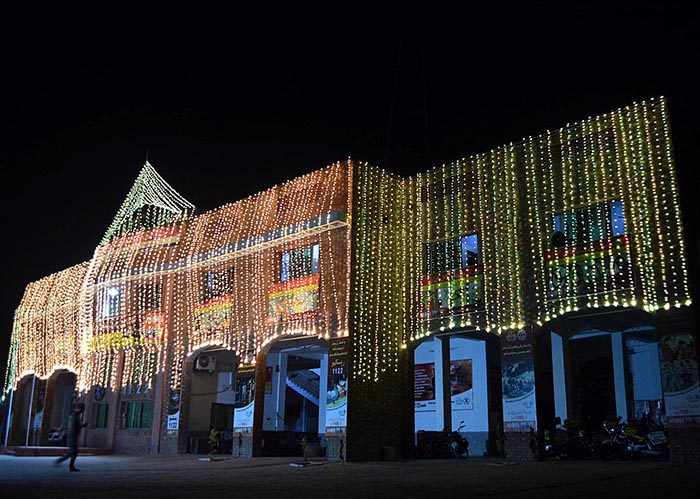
(55, 403), (86, 471)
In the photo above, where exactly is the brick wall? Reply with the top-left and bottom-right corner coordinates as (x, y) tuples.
(114, 429), (151, 454)
(669, 426), (700, 465)
(503, 432), (537, 462)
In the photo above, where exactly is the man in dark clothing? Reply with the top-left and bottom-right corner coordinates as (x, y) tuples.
(55, 403), (86, 471)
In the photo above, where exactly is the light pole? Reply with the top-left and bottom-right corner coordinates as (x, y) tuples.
(3, 341), (18, 447)
(3, 388), (13, 447)
(24, 347), (38, 447)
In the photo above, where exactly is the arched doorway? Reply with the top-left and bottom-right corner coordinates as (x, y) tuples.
(413, 328), (501, 457)
(534, 307), (662, 434)
(182, 347), (240, 455)
(260, 336), (329, 457)
(9, 374), (46, 446)
(43, 370), (77, 446)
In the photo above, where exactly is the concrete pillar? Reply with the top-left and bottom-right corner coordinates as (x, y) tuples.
(440, 335), (452, 432)
(611, 332), (628, 422)
(318, 353), (328, 436)
(251, 351), (268, 457)
(276, 353), (288, 430)
(551, 332), (568, 423)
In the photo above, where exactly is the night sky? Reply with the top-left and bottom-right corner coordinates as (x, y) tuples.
(1, 4), (699, 389)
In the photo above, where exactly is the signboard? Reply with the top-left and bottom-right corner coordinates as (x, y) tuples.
(194, 295), (233, 334)
(501, 328), (537, 431)
(450, 358), (474, 410)
(167, 411), (180, 433)
(546, 234), (633, 301)
(89, 312), (168, 352)
(325, 337), (349, 433)
(143, 312), (167, 343)
(420, 266), (484, 319)
(167, 388), (180, 435)
(659, 334), (700, 426)
(268, 275), (319, 323)
(414, 363), (436, 412)
(233, 364), (256, 433)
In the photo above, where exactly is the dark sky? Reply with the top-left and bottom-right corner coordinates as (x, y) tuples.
(2, 3), (699, 388)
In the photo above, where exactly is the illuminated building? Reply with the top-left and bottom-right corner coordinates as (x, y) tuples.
(3, 97), (697, 462)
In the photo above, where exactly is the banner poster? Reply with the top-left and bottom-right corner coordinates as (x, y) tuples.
(325, 337), (349, 434)
(419, 267), (484, 319)
(143, 312), (167, 344)
(166, 388), (180, 435)
(659, 334), (700, 426)
(194, 295), (233, 334)
(233, 364), (257, 433)
(414, 363), (437, 412)
(450, 358), (474, 410)
(501, 328), (537, 431)
(268, 275), (319, 324)
(545, 235), (633, 301)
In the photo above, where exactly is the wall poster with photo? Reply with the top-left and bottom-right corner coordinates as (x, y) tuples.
(415, 362), (436, 412)
(450, 358), (474, 410)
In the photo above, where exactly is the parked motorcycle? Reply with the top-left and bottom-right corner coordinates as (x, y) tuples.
(448, 421), (469, 458)
(535, 418), (592, 460)
(599, 415), (668, 461)
(422, 420), (469, 459)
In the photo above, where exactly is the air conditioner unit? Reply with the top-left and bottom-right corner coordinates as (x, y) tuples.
(196, 354), (216, 371)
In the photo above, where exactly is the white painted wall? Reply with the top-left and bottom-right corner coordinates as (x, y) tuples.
(263, 352), (284, 431)
(216, 372), (236, 405)
(551, 331), (568, 422)
(414, 335), (488, 433)
(450, 336), (488, 432)
(627, 338), (662, 401)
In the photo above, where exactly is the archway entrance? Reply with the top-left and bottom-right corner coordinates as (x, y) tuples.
(261, 336), (328, 457)
(535, 307), (663, 434)
(413, 329), (501, 457)
(185, 348), (239, 454)
(44, 370), (77, 446)
(9, 374), (46, 446)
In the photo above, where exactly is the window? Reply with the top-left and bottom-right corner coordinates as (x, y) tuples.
(427, 234), (479, 276)
(204, 268), (233, 301)
(139, 283), (162, 311)
(280, 243), (319, 282)
(552, 200), (626, 247)
(102, 286), (121, 318)
(91, 403), (109, 429)
(610, 199), (626, 237)
(121, 400), (153, 428)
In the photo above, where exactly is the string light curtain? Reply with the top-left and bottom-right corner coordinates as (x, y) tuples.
(5, 263), (88, 393)
(4, 98), (691, 402)
(176, 160), (351, 376)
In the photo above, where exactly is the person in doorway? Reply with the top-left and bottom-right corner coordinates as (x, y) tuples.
(55, 403), (87, 471)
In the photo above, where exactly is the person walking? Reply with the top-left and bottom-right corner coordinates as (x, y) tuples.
(55, 403), (87, 471)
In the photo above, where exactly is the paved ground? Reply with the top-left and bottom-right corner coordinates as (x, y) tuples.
(1, 453), (698, 499)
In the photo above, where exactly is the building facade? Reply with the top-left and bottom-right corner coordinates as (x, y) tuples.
(3, 97), (698, 463)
